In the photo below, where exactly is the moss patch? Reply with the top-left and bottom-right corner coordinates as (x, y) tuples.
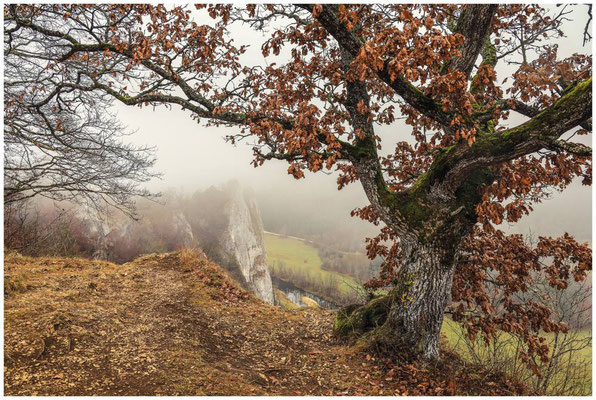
(334, 295), (391, 340)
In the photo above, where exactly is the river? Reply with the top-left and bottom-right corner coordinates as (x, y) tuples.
(272, 276), (339, 310)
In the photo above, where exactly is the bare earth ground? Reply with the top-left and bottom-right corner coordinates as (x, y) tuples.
(4, 250), (529, 395)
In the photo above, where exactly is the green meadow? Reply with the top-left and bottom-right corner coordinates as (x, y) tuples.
(441, 318), (591, 395)
(264, 233), (363, 301)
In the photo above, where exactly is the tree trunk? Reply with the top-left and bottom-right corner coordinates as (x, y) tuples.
(375, 240), (459, 360)
(347, 151), (467, 361)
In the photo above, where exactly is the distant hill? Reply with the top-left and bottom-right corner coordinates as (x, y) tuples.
(5, 250), (528, 395)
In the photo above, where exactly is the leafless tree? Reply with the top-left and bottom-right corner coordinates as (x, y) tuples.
(4, 7), (160, 216)
(4, 199), (95, 257)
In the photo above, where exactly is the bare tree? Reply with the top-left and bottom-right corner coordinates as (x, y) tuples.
(4, 199), (95, 257)
(4, 8), (159, 215)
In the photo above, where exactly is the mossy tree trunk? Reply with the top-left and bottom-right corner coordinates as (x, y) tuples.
(345, 141), (479, 360)
(333, 233), (464, 360)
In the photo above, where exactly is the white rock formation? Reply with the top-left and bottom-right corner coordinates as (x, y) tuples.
(219, 183), (274, 304)
(81, 181), (274, 304)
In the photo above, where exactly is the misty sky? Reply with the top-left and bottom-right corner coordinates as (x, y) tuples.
(115, 5), (592, 244)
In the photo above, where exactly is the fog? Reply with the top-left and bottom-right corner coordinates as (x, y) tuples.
(113, 5), (592, 246)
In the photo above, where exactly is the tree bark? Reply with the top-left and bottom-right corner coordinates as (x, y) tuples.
(379, 240), (459, 360)
(334, 232), (463, 361)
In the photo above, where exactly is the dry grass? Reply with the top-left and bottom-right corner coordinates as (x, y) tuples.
(5, 250), (529, 395)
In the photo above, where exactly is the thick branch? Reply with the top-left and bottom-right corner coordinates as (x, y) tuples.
(336, 39), (414, 239)
(301, 4), (453, 128)
(445, 5), (498, 78)
(7, 10), (295, 131)
(431, 78), (592, 196)
(545, 139), (592, 157)
(479, 97), (593, 132)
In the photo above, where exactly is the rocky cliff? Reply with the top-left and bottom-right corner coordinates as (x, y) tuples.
(187, 181), (274, 304)
(80, 182), (274, 304)
(219, 184), (274, 304)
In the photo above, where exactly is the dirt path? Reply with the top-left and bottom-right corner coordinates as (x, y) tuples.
(4, 250), (528, 395)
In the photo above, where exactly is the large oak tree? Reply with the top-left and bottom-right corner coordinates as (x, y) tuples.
(4, 4), (592, 363)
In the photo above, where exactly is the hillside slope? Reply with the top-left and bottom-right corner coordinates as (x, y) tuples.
(5, 250), (528, 395)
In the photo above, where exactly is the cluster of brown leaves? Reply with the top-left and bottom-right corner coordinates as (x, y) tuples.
(450, 227), (590, 374)
(478, 151), (590, 228)
(510, 46), (592, 108)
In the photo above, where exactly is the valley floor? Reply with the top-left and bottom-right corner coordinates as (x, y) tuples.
(5, 250), (528, 395)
